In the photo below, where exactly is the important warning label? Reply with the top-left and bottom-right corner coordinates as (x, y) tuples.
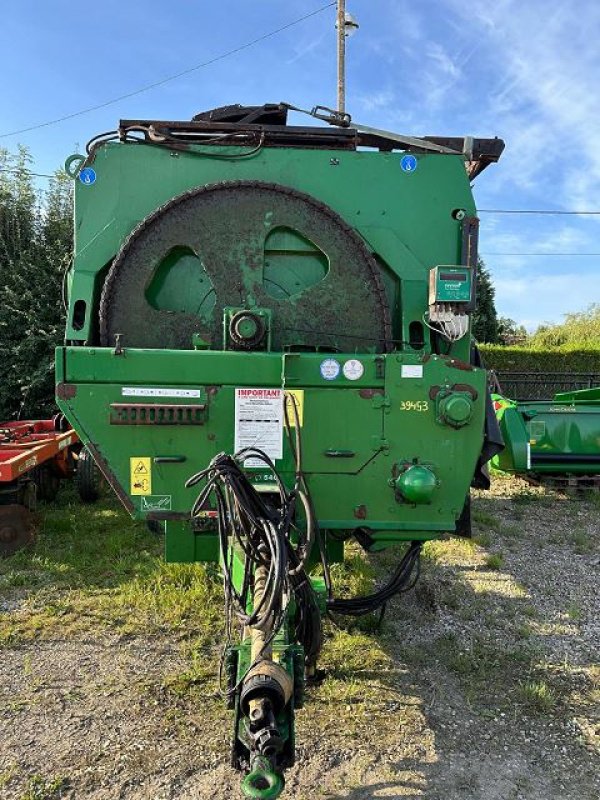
(130, 457), (152, 495)
(234, 388), (284, 467)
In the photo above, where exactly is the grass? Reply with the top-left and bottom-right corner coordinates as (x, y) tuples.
(485, 552), (505, 570)
(570, 529), (594, 554)
(566, 603), (583, 621)
(21, 775), (69, 800)
(0, 487), (221, 646)
(472, 509), (502, 530)
(400, 630), (557, 714)
(474, 530), (492, 547)
(518, 680), (556, 713)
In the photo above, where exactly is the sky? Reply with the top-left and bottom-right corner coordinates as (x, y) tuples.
(0, 0), (598, 330)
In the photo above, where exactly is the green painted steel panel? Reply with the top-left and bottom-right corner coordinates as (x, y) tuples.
(58, 131), (490, 563)
(57, 347), (487, 556)
(67, 140), (475, 362)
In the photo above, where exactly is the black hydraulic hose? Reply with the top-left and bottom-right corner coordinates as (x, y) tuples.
(327, 541), (422, 617)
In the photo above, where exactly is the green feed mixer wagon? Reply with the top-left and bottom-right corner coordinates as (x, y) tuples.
(57, 103), (504, 798)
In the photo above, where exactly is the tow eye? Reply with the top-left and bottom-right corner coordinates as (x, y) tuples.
(242, 755), (284, 799)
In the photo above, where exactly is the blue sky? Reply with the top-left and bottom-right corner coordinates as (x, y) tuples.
(1, 0), (598, 330)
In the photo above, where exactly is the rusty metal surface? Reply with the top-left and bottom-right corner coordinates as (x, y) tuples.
(0, 504), (35, 558)
(117, 115), (505, 173)
(119, 119), (358, 151)
(109, 403), (207, 425)
(100, 181), (392, 353)
(56, 383), (77, 400)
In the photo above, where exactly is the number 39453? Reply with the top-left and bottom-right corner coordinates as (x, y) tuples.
(399, 400), (429, 412)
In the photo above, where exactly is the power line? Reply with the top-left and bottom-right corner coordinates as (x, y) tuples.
(0, 2), (335, 139)
(482, 252), (600, 257)
(0, 167), (55, 178)
(479, 209), (600, 216)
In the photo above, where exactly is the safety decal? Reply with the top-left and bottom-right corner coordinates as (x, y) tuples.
(342, 359), (364, 381)
(130, 457), (152, 495)
(320, 358), (340, 381)
(285, 390), (305, 427)
(528, 420), (546, 440)
(400, 154), (418, 173)
(140, 495), (171, 512)
(79, 167), (96, 185)
(234, 388), (284, 467)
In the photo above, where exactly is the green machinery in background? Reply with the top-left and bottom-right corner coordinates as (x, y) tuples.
(493, 388), (600, 477)
(56, 103), (504, 798)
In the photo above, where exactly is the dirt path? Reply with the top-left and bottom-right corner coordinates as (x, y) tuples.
(0, 477), (598, 799)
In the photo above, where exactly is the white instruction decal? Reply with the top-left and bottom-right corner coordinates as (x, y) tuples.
(141, 495), (172, 512)
(235, 388), (284, 467)
(122, 387), (201, 398)
(401, 365), (423, 379)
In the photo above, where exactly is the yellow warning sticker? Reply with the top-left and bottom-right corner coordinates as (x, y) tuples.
(130, 457), (152, 495)
(285, 390), (304, 427)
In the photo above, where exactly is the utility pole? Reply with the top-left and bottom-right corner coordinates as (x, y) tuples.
(337, 0), (346, 113)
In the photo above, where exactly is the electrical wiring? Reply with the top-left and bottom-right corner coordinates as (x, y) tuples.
(422, 310), (468, 343)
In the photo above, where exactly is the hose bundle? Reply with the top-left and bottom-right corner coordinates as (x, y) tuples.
(185, 445), (322, 668)
(326, 540), (422, 617)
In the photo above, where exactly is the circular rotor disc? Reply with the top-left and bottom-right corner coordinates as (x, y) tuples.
(0, 504), (35, 558)
(99, 181), (392, 352)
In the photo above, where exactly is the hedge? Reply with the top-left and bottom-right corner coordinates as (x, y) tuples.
(479, 345), (600, 374)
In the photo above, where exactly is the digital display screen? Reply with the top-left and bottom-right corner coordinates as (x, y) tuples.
(440, 272), (467, 282)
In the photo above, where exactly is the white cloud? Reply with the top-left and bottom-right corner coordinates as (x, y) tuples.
(444, 0), (600, 211)
(494, 272), (596, 331)
(426, 42), (461, 79)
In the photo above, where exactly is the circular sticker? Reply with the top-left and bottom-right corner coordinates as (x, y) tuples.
(400, 154), (418, 173)
(79, 167), (96, 185)
(320, 358), (341, 381)
(343, 359), (364, 381)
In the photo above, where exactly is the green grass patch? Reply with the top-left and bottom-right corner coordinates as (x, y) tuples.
(570, 530), (594, 554)
(21, 775), (69, 800)
(485, 552), (505, 570)
(414, 632), (553, 713)
(501, 524), (521, 539)
(0, 487), (221, 645)
(518, 680), (556, 713)
(472, 510), (502, 530)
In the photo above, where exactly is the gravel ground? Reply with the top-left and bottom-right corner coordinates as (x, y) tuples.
(0, 476), (598, 799)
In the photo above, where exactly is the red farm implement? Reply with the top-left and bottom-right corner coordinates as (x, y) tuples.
(0, 418), (79, 556)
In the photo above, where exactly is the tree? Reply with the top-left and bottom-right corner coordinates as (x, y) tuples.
(0, 148), (72, 419)
(472, 259), (500, 343)
(497, 316), (528, 345)
(529, 304), (600, 347)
